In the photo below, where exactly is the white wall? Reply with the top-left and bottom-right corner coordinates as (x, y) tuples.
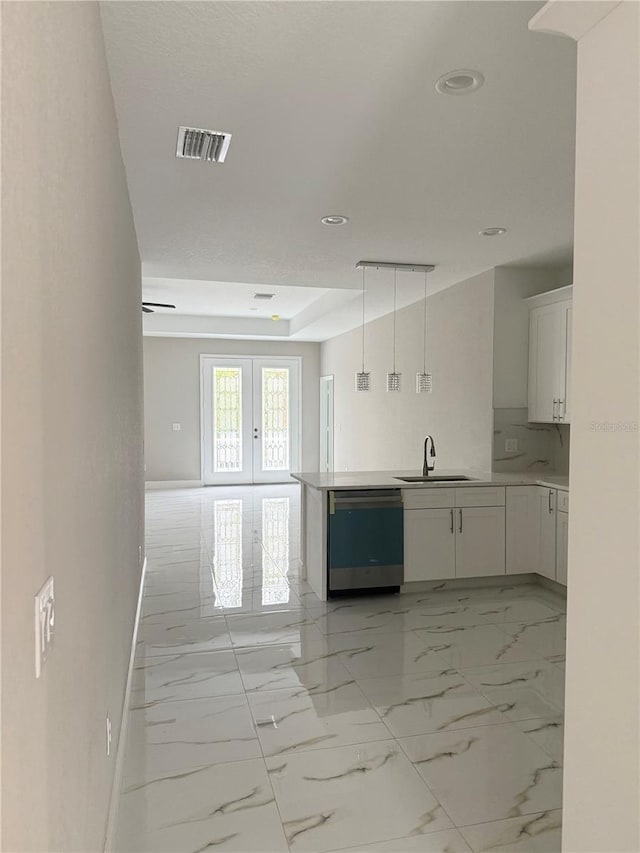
(143, 337), (321, 481)
(555, 3), (639, 850)
(1, 4), (144, 851)
(321, 270), (496, 473)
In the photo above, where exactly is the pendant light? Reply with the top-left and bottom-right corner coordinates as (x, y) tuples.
(386, 268), (401, 392)
(416, 268), (433, 393)
(355, 265), (370, 391)
(354, 260), (435, 395)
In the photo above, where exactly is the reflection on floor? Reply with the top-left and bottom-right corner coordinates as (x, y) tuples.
(115, 484), (566, 853)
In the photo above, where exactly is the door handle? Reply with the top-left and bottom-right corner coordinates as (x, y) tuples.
(459, 509), (463, 533)
(450, 508), (454, 533)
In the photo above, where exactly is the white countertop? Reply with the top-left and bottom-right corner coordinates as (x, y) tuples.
(291, 469), (569, 491)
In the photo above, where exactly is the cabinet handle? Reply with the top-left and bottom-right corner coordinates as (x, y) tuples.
(552, 399), (559, 421)
(450, 508), (454, 533)
(558, 399), (565, 421)
(459, 509), (463, 533)
(548, 489), (554, 514)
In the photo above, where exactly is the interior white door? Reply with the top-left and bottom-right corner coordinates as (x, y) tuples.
(319, 375), (334, 473)
(201, 356), (300, 485)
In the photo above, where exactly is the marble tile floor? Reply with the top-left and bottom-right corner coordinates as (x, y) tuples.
(115, 484), (566, 853)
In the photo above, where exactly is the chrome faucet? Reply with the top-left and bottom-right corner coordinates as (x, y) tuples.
(422, 435), (436, 476)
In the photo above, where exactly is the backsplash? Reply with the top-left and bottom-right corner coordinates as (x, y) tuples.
(492, 407), (570, 474)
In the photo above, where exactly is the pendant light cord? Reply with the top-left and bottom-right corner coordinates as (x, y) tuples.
(423, 270), (428, 373)
(393, 268), (397, 373)
(361, 266), (366, 373)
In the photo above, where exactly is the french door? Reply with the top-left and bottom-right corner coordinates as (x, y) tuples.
(201, 356), (301, 485)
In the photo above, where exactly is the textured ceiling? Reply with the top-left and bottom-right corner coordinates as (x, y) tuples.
(100, 1), (576, 340)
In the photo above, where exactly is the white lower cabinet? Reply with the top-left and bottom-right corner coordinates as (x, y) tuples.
(404, 485), (568, 585)
(456, 506), (506, 578)
(556, 509), (569, 586)
(536, 486), (557, 581)
(404, 508), (455, 581)
(505, 485), (568, 586)
(506, 486), (538, 574)
(403, 489), (505, 581)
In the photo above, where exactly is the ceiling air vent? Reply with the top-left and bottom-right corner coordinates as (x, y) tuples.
(253, 292), (275, 300)
(176, 126), (232, 163)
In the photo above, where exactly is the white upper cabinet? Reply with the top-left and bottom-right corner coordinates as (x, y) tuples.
(526, 286), (573, 423)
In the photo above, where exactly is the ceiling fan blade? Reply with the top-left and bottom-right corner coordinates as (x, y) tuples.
(142, 306), (154, 313)
(142, 302), (176, 309)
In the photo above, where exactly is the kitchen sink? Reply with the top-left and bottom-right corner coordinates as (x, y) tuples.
(394, 475), (475, 483)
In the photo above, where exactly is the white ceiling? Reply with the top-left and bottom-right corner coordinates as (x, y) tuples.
(100, 1), (577, 341)
(143, 277), (330, 318)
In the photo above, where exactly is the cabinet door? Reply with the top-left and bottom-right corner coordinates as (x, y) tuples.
(404, 508), (455, 582)
(556, 511), (569, 586)
(560, 301), (572, 423)
(506, 487), (537, 574)
(455, 506), (505, 578)
(535, 487), (557, 580)
(528, 305), (564, 423)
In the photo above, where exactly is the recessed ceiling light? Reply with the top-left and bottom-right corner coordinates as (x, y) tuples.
(479, 226), (507, 237)
(321, 215), (349, 226)
(271, 314), (281, 321)
(435, 69), (484, 96)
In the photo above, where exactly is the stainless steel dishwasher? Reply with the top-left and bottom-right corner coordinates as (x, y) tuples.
(327, 489), (403, 596)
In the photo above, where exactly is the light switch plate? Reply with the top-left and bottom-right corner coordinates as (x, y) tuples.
(35, 576), (55, 678)
(505, 438), (519, 453)
(172, 423), (181, 431)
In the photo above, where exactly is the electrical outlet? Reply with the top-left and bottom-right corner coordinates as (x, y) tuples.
(34, 576), (55, 678)
(106, 714), (112, 757)
(172, 423), (181, 431)
(505, 438), (519, 453)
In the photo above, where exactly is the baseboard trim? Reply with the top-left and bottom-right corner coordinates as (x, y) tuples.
(145, 479), (203, 490)
(536, 573), (568, 597)
(104, 555), (147, 852)
(401, 574), (538, 594)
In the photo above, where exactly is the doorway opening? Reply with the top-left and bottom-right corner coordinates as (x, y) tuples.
(319, 374), (334, 473)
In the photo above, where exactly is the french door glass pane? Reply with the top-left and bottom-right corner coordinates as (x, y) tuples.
(214, 367), (242, 473)
(213, 499), (242, 608)
(262, 367), (289, 471)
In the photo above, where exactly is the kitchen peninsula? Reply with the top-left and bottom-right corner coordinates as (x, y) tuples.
(292, 470), (569, 601)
